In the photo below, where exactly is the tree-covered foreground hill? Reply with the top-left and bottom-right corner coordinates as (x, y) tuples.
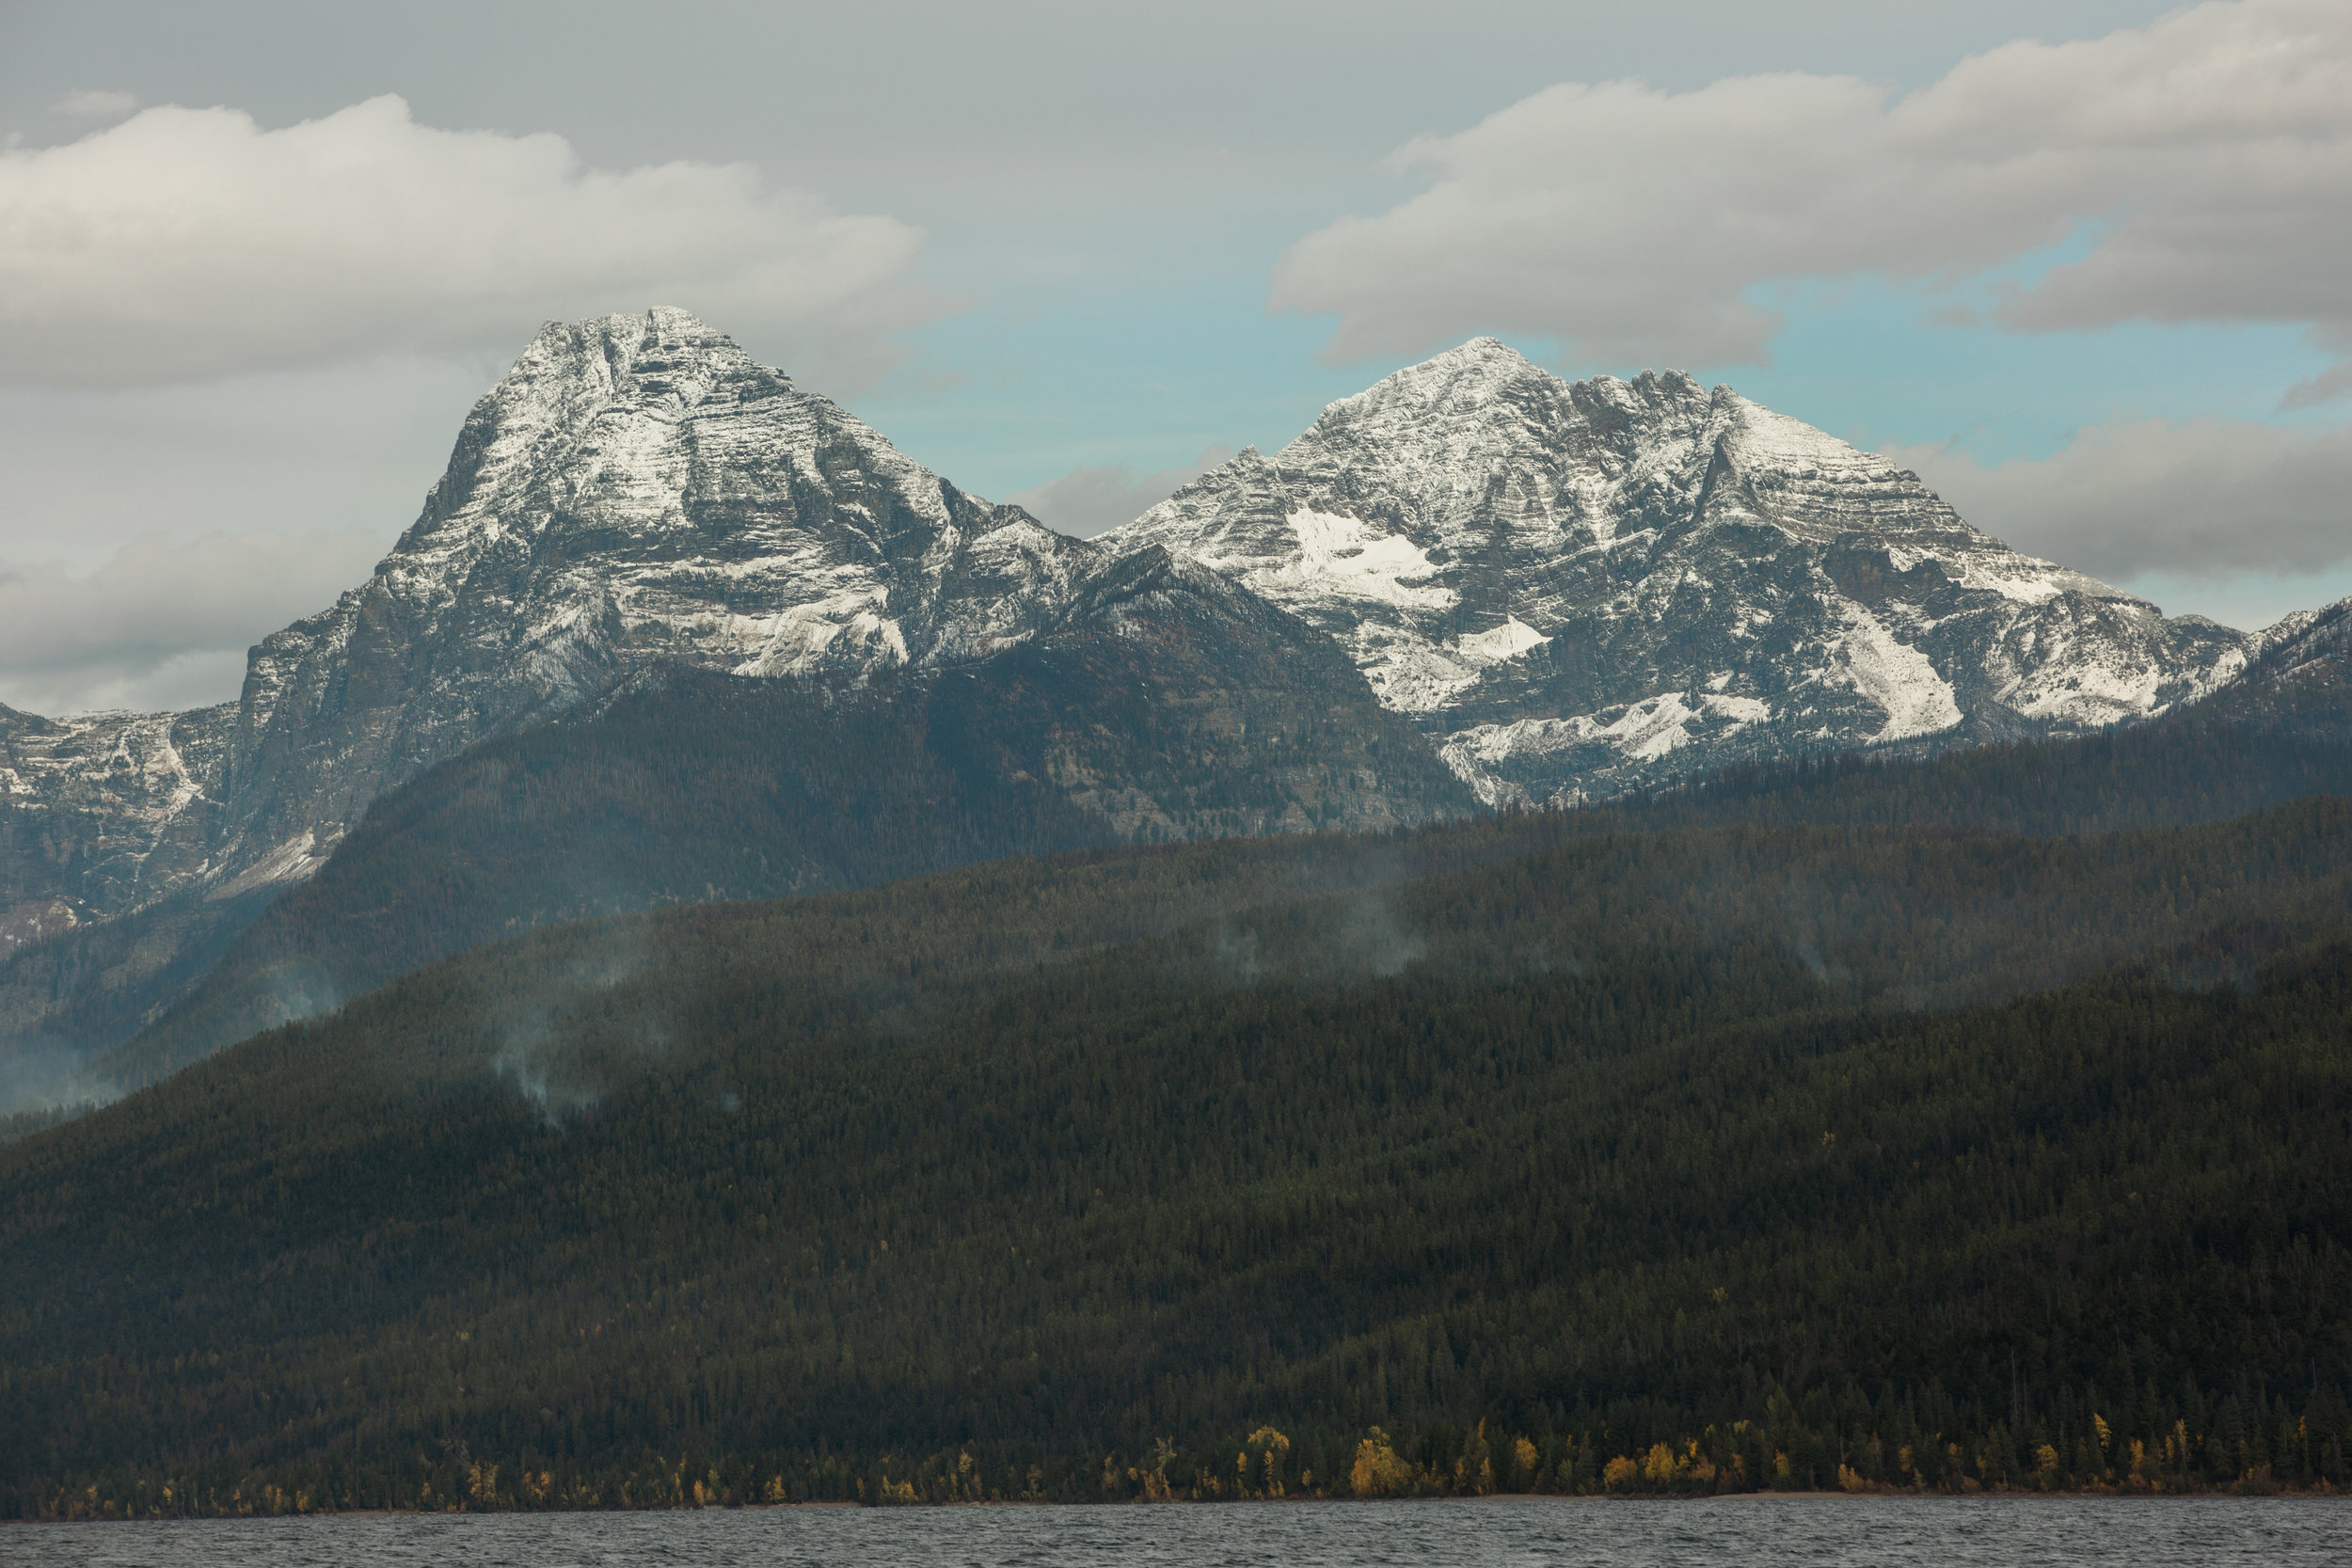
(3, 796), (2350, 1516)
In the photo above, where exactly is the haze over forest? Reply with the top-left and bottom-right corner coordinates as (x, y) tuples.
(3, 0), (2352, 1529)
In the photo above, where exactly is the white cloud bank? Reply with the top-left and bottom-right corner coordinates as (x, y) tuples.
(1272, 0), (2352, 402)
(52, 89), (137, 120)
(0, 531), (386, 717)
(0, 95), (930, 393)
(1892, 419), (2352, 589)
(1007, 447), (1237, 537)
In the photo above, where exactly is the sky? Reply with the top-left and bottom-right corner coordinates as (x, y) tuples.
(2, 0), (2349, 716)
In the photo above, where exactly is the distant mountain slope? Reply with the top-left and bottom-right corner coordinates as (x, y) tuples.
(1105, 339), (2249, 804)
(95, 547), (1472, 1089)
(1561, 591), (2352, 840)
(212, 308), (1105, 896)
(0, 702), (237, 948)
(61, 579), (2352, 1104)
(2242, 594), (2352, 698)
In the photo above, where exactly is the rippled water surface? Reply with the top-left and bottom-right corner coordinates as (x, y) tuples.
(6, 1497), (2347, 1567)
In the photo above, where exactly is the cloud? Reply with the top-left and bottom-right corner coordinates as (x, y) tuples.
(1887, 417), (2352, 586)
(0, 531), (385, 716)
(0, 95), (931, 393)
(53, 89), (137, 120)
(1006, 446), (1236, 537)
(1271, 0), (2352, 397)
(2281, 346), (2352, 411)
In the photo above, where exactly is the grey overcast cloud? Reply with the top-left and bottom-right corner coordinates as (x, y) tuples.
(2, 0), (2349, 715)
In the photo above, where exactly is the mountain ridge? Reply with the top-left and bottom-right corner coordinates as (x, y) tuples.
(0, 312), (2334, 1110)
(4, 323), (2295, 923)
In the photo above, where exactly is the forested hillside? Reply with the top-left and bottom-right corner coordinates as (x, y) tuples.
(72, 603), (2352, 1110)
(86, 601), (1470, 1093)
(4, 796), (2350, 1516)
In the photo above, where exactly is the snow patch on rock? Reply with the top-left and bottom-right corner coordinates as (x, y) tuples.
(1457, 615), (1549, 666)
(1223, 507), (1456, 611)
(1824, 606), (1963, 744)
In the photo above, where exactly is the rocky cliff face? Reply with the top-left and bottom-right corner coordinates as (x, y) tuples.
(0, 703), (236, 952)
(1104, 339), (2251, 805)
(949, 544), (1468, 842)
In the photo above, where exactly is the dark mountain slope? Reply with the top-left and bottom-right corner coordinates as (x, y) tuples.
(5, 797), (2352, 1513)
(92, 550), (1471, 1090)
(68, 589), (2352, 1102)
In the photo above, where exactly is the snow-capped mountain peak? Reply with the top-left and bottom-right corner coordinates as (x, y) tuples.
(1106, 339), (2248, 805)
(215, 309), (1112, 873)
(0, 309), (1106, 927)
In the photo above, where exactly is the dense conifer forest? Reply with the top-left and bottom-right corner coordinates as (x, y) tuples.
(3, 774), (2350, 1515)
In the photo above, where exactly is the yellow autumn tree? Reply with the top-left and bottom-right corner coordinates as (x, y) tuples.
(1350, 1428), (1418, 1497)
(2034, 1445), (2060, 1489)
(1138, 1437), (1178, 1501)
(1245, 1427), (1293, 1497)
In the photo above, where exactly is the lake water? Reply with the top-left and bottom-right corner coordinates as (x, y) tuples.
(4, 1497), (2346, 1567)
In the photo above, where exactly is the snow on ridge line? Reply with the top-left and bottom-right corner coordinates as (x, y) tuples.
(1446, 689), (1779, 767)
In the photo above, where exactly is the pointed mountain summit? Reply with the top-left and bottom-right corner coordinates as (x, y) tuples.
(16, 309), (1473, 920)
(1104, 340), (2249, 803)
(216, 307), (1093, 891)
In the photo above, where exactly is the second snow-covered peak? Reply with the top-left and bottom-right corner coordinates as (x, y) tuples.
(1119, 339), (1983, 571)
(1105, 337), (2247, 801)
